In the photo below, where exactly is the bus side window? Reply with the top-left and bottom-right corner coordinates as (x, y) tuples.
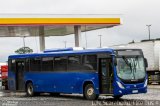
(68, 56), (81, 71)
(25, 58), (29, 72)
(30, 58), (41, 72)
(54, 57), (67, 71)
(82, 55), (97, 72)
(42, 57), (53, 71)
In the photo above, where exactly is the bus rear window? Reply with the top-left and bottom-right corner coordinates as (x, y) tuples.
(9, 59), (16, 72)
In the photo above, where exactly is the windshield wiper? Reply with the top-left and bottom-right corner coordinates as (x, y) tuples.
(133, 56), (138, 73)
(122, 56), (133, 73)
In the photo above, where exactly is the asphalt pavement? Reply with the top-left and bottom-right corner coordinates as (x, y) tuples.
(0, 86), (160, 106)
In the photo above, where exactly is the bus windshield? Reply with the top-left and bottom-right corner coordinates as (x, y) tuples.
(116, 56), (146, 81)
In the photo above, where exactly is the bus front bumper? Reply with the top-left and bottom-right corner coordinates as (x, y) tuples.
(118, 87), (147, 96)
(114, 82), (147, 96)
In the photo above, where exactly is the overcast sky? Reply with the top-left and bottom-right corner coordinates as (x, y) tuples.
(0, 0), (160, 62)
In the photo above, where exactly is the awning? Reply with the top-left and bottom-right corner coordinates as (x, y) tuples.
(0, 15), (121, 37)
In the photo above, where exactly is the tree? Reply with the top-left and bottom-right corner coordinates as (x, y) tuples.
(15, 47), (33, 54)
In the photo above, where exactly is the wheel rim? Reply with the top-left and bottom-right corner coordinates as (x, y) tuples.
(28, 85), (33, 95)
(87, 87), (94, 96)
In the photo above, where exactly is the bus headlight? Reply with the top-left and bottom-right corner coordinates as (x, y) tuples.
(144, 79), (148, 87)
(116, 81), (125, 89)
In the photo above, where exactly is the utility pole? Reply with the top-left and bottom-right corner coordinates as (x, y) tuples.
(85, 25), (88, 49)
(98, 35), (102, 48)
(64, 41), (67, 48)
(146, 25), (151, 40)
(23, 36), (26, 48)
(22, 36), (26, 53)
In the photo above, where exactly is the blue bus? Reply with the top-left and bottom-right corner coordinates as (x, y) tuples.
(8, 48), (148, 100)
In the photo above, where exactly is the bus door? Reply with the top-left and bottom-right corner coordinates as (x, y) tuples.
(15, 59), (25, 91)
(99, 58), (113, 94)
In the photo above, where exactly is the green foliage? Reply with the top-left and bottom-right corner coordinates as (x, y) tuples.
(15, 47), (33, 54)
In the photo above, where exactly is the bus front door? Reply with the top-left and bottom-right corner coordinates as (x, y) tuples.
(16, 60), (25, 91)
(99, 58), (113, 94)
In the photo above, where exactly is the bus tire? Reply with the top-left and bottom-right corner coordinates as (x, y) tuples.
(26, 82), (34, 97)
(84, 84), (99, 100)
(113, 95), (123, 100)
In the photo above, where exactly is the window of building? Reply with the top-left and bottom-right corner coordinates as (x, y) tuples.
(42, 57), (53, 71)
(54, 57), (67, 71)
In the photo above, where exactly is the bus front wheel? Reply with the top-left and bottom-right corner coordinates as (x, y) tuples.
(84, 84), (99, 100)
(26, 82), (34, 97)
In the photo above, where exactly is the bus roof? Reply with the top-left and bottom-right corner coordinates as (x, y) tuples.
(8, 48), (114, 59)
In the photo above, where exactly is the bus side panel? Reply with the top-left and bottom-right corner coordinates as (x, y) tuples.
(74, 72), (99, 94)
(8, 71), (16, 91)
(24, 72), (99, 94)
(25, 72), (55, 92)
(53, 72), (78, 93)
(25, 72), (81, 93)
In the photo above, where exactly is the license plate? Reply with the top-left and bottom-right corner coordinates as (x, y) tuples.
(132, 90), (138, 93)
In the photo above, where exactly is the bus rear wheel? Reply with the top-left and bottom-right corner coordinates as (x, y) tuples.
(84, 84), (99, 100)
(26, 82), (34, 97)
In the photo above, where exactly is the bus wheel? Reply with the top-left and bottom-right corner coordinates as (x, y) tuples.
(26, 82), (34, 97)
(113, 95), (123, 100)
(84, 84), (99, 100)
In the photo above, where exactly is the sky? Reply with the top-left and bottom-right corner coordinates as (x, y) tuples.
(0, 0), (160, 62)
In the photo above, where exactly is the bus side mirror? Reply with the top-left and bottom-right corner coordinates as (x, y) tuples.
(144, 58), (148, 68)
